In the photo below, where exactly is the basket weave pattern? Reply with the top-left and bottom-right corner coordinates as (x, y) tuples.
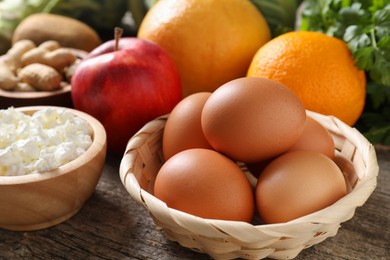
(119, 111), (379, 260)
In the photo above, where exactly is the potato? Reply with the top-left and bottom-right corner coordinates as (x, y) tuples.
(12, 13), (101, 52)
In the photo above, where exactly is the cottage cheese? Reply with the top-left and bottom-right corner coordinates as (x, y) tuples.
(0, 107), (93, 176)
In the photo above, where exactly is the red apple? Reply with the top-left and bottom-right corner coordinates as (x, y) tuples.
(86, 37), (139, 59)
(71, 33), (182, 155)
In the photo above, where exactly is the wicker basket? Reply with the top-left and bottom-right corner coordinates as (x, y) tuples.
(119, 111), (379, 260)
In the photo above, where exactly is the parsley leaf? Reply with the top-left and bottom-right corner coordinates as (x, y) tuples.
(343, 25), (371, 51)
(355, 81), (390, 145)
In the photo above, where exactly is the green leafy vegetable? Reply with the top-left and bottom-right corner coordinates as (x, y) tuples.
(0, 0), (52, 53)
(50, 0), (127, 33)
(127, 0), (157, 30)
(0, 0), (127, 54)
(250, 0), (303, 37)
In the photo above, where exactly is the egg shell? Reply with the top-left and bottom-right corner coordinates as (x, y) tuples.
(162, 92), (213, 160)
(201, 77), (306, 162)
(288, 116), (335, 159)
(255, 150), (347, 224)
(154, 148), (255, 222)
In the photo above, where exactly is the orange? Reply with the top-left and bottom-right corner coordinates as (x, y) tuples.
(247, 31), (366, 126)
(138, 0), (271, 97)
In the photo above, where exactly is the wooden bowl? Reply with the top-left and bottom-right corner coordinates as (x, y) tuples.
(0, 106), (107, 231)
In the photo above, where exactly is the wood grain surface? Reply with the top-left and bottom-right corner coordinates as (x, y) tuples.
(0, 146), (389, 260)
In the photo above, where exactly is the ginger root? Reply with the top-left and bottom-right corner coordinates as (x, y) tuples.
(21, 48), (47, 67)
(3, 39), (36, 72)
(18, 63), (62, 91)
(44, 48), (77, 71)
(21, 46), (77, 71)
(0, 61), (19, 90)
(37, 40), (60, 51)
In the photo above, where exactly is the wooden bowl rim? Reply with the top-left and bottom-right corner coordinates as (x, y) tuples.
(0, 85), (71, 99)
(0, 106), (106, 185)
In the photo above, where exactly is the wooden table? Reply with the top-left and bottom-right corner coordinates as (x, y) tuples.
(1, 146), (389, 259)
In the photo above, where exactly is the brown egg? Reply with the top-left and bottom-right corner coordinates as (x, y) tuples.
(154, 148), (254, 222)
(255, 151), (347, 224)
(201, 77), (306, 162)
(288, 116), (335, 159)
(162, 92), (213, 160)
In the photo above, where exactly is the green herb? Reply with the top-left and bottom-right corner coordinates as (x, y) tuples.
(298, 0), (390, 145)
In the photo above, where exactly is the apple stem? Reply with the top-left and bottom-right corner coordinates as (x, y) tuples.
(114, 27), (124, 51)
